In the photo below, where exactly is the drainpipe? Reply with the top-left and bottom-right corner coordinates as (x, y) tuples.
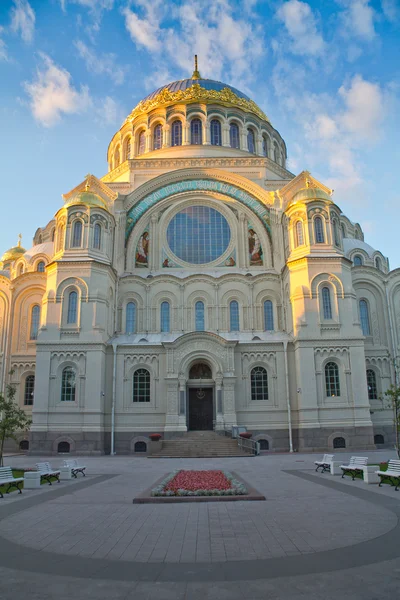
(283, 339), (294, 452)
(111, 342), (117, 455)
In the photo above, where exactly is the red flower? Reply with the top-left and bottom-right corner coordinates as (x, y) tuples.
(149, 433), (162, 441)
(164, 470), (232, 492)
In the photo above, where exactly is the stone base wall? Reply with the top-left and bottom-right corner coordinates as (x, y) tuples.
(28, 431), (105, 456)
(293, 425), (376, 453)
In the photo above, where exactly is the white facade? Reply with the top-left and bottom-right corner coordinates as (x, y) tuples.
(0, 74), (396, 454)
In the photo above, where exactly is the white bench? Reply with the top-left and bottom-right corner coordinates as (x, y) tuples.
(341, 456), (368, 480)
(63, 459), (86, 478)
(0, 466), (24, 498)
(35, 462), (61, 485)
(376, 459), (400, 491)
(315, 454), (335, 472)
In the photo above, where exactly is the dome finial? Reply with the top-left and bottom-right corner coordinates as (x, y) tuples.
(84, 173), (91, 192)
(192, 54), (201, 79)
(17, 233), (22, 248)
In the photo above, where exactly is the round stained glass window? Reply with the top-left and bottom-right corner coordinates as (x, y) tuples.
(166, 206), (231, 264)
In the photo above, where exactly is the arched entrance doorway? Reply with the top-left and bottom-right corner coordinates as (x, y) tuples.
(187, 362), (214, 430)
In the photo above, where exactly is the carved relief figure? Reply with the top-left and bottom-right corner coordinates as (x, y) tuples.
(135, 230), (149, 267)
(248, 225), (263, 266)
(189, 363), (212, 379)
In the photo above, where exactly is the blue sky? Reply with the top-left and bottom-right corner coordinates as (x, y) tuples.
(1, 0), (399, 265)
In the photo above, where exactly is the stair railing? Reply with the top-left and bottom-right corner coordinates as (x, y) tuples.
(237, 437), (260, 456)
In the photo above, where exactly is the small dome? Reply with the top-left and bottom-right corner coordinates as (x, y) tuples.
(291, 187), (332, 205)
(65, 191), (108, 211)
(1, 242), (26, 263)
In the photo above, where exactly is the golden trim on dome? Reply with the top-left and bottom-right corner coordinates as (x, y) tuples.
(126, 83), (269, 123)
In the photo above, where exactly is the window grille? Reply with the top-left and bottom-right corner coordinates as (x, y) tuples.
(353, 255), (363, 266)
(325, 362), (340, 396)
(264, 300), (274, 331)
(171, 120), (182, 146)
(72, 221), (82, 248)
(367, 369), (377, 400)
(160, 301), (170, 332)
(93, 223), (101, 250)
(314, 217), (324, 243)
(229, 123), (240, 148)
(229, 300), (239, 332)
(210, 119), (222, 146)
(153, 124), (162, 150)
(133, 369), (150, 402)
(359, 300), (371, 335)
(251, 367), (268, 400)
(61, 368), (76, 401)
(67, 291), (78, 324)
(138, 131), (146, 155)
(195, 301), (205, 331)
(24, 375), (35, 405)
(247, 129), (255, 153)
(191, 118), (202, 145)
(126, 302), (136, 334)
(37, 261), (45, 272)
(322, 287), (332, 319)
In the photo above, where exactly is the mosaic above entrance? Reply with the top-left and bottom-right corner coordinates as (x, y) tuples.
(126, 179), (271, 241)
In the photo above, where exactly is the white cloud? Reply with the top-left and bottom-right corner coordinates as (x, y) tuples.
(276, 0), (325, 56)
(95, 96), (122, 125)
(381, 0), (399, 22)
(0, 27), (8, 61)
(122, 7), (161, 51)
(339, 75), (385, 140)
(59, 0), (114, 34)
(10, 0), (35, 44)
(340, 0), (376, 41)
(74, 40), (127, 85)
(24, 54), (91, 127)
(122, 0), (264, 86)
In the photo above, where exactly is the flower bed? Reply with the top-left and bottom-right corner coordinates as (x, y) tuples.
(151, 469), (247, 497)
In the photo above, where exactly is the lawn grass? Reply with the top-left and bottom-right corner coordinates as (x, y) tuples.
(0, 469), (59, 496)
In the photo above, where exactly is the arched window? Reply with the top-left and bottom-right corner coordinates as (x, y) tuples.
(251, 367), (268, 400)
(57, 226), (64, 252)
(126, 302), (136, 334)
(367, 369), (377, 400)
(19, 440), (29, 451)
(72, 220), (83, 248)
(17, 264), (24, 276)
(229, 300), (239, 332)
(210, 119), (222, 146)
(314, 217), (324, 243)
(195, 301), (205, 331)
(134, 441), (147, 452)
(353, 254), (363, 266)
(24, 375), (35, 405)
(247, 129), (255, 153)
(58, 441), (70, 453)
(160, 301), (170, 333)
(126, 138), (131, 159)
(333, 436), (346, 448)
(67, 291), (78, 324)
(93, 223), (101, 250)
(61, 367), (76, 401)
(322, 287), (332, 320)
(30, 305), (40, 340)
(374, 434), (384, 445)
(138, 131), (146, 155)
(333, 220), (340, 246)
(341, 224), (346, 238)
(153, 124), (162, 150)
(325, 362), (340, 397)
(229, 122), (240, 148)
(171, 120), (182, 146)
(37, 261), (45, 272)
(259, 439), (269, 450)
(190, 118), (202, 145)
(375, 256), (382, 270)
(133, 368), (150, 402)
(264, 300), (274, 331)
(295, 221), (304, 247)
(262, 135), (268, 157)
(359, 299), (371, 336)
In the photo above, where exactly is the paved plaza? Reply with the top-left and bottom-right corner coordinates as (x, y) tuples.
(1, 451), (400, 599)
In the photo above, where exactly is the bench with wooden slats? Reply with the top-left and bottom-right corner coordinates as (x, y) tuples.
(63, 459), (86, 478)
(0, 466), (24, 498)
(376, 459), (400, 490)
(35, 462), (61, 485)
(314, 454), (335, 472)
(340, 456), (368, 480)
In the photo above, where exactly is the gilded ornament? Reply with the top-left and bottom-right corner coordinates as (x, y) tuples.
(125, 84), (269, 124)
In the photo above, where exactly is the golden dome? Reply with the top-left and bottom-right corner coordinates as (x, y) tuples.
(125, 58), (269, 124)
(291, 186), (332, 205)
(1, 235), (26, 263)
(65, 190), (108, 211)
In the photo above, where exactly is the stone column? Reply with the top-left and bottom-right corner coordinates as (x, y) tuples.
(204, 122), (211, 145)
(163, 124), (170, 148)
(238, 212), (247, 268)
(183, 122), (190, 145)
(222, 376), (237, 428)
(145, 131), (151, 153)
(222, 125), (230, 147)
(256, 134), (263, 156)
(215, 373), (224, 429)
(164, 378), (187, 432)
(149, 213), (158, 271)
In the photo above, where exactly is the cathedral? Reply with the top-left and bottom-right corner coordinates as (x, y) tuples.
(0, 60), (396, 455)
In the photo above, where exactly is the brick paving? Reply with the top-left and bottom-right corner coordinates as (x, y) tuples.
(1, 451), (400, 598)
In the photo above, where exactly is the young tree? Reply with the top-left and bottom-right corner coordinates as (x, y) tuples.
(0, 381), (32, 467)
(382, 385), (400, 459)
